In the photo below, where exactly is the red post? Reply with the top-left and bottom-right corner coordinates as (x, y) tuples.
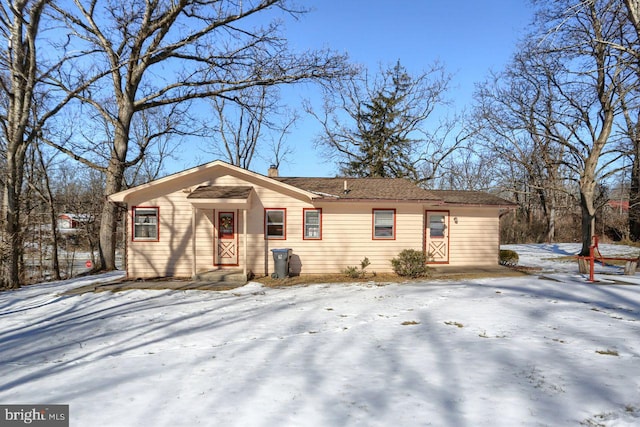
(589, 245), (595, 282)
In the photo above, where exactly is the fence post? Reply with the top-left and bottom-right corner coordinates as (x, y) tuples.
(589, 243), (595, 282)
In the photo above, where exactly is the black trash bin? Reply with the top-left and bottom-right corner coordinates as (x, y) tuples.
(271, 248), (292, 278)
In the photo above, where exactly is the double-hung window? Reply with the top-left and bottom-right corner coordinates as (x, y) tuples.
(133, 207), (159, 241)
(303, 208), (322, 239)
(265, 208), (286, 239)
(373, 209), (395, 239)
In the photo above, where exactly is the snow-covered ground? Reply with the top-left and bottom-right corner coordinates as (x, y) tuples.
(1, 244), (639, 426)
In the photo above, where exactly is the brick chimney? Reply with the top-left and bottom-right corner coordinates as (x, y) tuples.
(267, 165), (279, 177)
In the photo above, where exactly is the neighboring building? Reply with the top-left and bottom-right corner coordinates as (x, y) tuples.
(607, 200), (629, 213)
(57, 213), (91, 233)
(108, 160), (515, 279)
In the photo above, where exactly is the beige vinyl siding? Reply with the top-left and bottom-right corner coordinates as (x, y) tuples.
(242, 183), (310, 276)
(447, 207), (500, 266)
(126, 190), (198, 278)
(277, 202), (426, 275)
(121, 166), (503, 278)
(125, 172), (316, 278)
(194, 208), (214, 270)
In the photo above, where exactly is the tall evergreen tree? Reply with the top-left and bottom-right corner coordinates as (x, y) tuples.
(345, 62), (414, 178)
(309, 60), (460, 184)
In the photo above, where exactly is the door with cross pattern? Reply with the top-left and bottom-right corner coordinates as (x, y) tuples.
(426, 211), (449, 263)
(216, 211), (238, 265)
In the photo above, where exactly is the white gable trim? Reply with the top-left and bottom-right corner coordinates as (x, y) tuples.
(108, 160), (318, 203)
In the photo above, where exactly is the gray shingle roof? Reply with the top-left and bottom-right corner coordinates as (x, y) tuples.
(187, 186), (253, 199)
(183, 178), (515, 207)
(428, 190), (516, 206)
(275, 177), (443, 201)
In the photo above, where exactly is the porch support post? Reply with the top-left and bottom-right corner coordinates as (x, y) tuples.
(191, 205), (197, 277)
(243, 208), (248, 279)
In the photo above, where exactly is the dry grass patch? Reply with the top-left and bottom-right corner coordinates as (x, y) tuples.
(445, 321), (464, 328)
(554, 254), (636, 267)
(253, 267), (528, 288)
(595, 349), (619, 356)
(253, 273), (401, 288)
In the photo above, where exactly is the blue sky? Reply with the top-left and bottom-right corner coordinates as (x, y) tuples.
(176, 1), (533, 177)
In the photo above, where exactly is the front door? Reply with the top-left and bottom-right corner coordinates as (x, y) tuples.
(426, 211), (449, 263)
(216, 211), (238, 265)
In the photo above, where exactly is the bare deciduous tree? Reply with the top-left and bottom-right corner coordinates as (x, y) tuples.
(618, 0), (640, 240)
(507, 0), (629, 253)
(48, 0), (351, 271)
(473, 49), (575, 243)
(0, 0), (97, 288)
(203, 85), (297, 170)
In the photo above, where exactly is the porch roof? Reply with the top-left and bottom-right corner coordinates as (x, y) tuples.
(186, 185), (254, 208)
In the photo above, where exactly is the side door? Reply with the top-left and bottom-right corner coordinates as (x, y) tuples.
(216, 211), (238, 266)
(426, 211), (449, 263)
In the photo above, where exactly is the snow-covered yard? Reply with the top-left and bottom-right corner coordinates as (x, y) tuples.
(1, 244), (639, 426)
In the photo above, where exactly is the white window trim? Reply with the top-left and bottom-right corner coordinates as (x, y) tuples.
(133, 207), (159, 241)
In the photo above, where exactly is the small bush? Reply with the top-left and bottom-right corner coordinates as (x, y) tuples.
(391, 249), (430, 278)
(343, 257), (371, 278)
(343, 266), (361, 278)
(499, 249), (519, 266)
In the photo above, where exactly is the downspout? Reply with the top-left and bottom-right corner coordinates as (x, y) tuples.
(122, 204), (128, 278)
(191, 206), (196, 277)
(243, 209), (248, 279)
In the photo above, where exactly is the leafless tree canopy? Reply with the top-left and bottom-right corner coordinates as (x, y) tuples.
(473, 0), (639, 252)
(45, 0), (353, 271)
(0, 0), (352, 287)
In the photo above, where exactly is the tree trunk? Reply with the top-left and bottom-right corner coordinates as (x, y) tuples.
(98, 156), (126, 271)
(629, 118), (640, 240)
(547, 203), (556, 243)
(3, 146), (28, 289)
(579, 185), (596, 256)
(3, 183), (21, 289)
(1, 0), (48, 289)
(98, 98), (132, 271)
(45, 179), (61, 281)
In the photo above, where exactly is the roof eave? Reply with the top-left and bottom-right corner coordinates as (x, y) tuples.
(313, 198), (445, 204)
(440, 202), (518, 208)
(107, 160), (318, 203)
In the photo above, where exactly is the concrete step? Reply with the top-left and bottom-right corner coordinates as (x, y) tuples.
(193, 269), (247, 284)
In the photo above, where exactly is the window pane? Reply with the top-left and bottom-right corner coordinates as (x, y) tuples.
(134, 224), (157, 239)
(375, 226), (393, 237)
(219, 213), (234, 238)
(267, 210), (284, 224)
(305, 225), (319, 237)
(375, 211), (394, 226)
(430, 215), (445, 238)
(267, 224), (284, 236)
(305, 211), (319, 225)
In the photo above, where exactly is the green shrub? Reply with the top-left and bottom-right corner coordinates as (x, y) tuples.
(343, 257), (371, 278)
(499, 249), (519, 266)
(391, 249), (430, 278)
